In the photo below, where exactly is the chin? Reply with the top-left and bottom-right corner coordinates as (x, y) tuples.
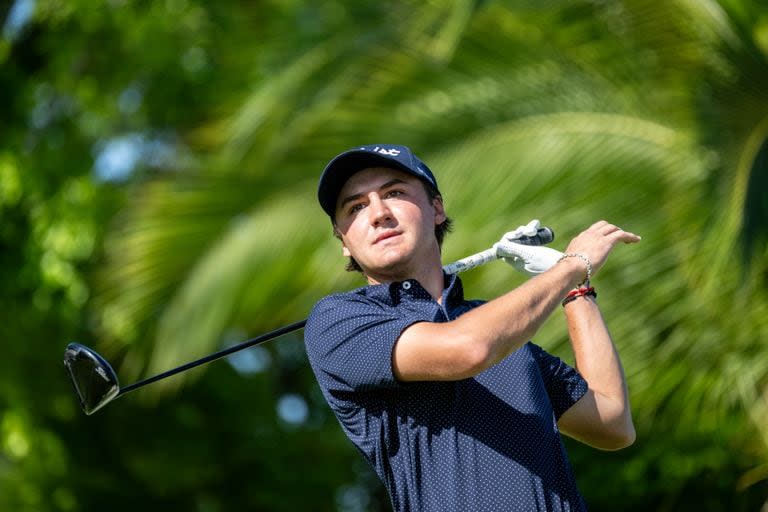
(370, 258), (406, 273)
(362, 253), (412, 277)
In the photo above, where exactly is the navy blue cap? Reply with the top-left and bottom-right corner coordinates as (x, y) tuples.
(317, 144), (440, 217)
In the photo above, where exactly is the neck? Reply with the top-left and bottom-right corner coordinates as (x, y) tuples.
(364, 253), (447, 302)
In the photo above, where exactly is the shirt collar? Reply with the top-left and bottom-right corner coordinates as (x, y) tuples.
(377, 271), (465, 308)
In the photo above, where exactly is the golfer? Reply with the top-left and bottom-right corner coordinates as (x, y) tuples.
(304, 144), (639, 511)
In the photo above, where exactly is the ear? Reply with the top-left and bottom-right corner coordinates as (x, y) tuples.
(432, 196), (446, 225)
(332, 223), (352, 257)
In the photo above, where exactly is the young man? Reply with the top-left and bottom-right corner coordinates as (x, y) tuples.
(304, 144), (639, 511)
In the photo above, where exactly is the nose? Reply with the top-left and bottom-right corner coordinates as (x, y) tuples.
(368, 193), (393, 226)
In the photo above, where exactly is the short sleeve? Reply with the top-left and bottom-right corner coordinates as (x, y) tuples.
(530, 343), (589, 419)
(304, 293), (424, 394)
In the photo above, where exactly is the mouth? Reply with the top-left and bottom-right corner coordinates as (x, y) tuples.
(373, 231), (401, 244)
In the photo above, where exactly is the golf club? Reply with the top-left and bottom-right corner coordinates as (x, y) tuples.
(64, 227), (554, 415)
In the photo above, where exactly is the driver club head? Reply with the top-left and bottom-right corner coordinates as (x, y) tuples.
(63, 343), (120, 415)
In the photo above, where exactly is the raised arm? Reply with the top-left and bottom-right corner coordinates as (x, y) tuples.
(553, 221), (638, 449)
(393, 221), (640, 400)
(392, 257), (586, 380)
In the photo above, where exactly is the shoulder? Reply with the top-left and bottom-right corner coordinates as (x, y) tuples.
(303, 285), (413, 392)
(463, 298), (486, 311)
(305, 284), (396, 340)
(308, 285), (385, 320)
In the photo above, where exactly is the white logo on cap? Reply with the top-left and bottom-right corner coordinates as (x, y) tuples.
(372, 147), (401, 157)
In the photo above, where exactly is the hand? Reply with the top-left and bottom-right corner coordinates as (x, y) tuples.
(494, 240), (564, 277)
(562, 221), (641, 280)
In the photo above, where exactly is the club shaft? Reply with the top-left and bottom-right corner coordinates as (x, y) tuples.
(118, 319), (307, 396)
(115, 248), (502, 398)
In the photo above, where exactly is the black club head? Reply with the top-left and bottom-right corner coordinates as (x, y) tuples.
(63, 343), (120, 415)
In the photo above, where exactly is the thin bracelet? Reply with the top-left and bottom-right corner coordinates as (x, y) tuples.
(558, 253), (592, 285)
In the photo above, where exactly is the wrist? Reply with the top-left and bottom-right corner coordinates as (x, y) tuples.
(558, 253), (592, 286)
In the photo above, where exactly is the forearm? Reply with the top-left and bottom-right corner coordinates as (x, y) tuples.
(564, 296), (633, 430)
(450, 258), (586, 368)
(395, 258), (585, 381)
(395, 220), (642, 383)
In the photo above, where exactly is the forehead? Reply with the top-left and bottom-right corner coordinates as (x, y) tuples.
(337, 167), (420, 198)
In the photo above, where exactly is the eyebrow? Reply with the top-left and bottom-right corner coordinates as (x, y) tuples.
(337, 178), (408, 211)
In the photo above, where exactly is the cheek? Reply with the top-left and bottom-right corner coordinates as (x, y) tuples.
(337, 219), (364, 254)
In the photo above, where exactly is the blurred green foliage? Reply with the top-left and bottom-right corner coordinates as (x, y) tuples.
(1, 0), (767, 510)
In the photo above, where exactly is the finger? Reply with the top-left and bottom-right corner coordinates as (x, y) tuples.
(620, 231), (642, 243)
(599, 223), (621, 236)
(522, 219), (540, 236)
(502, 225), (527, 240)
(606, 229), (642, 243)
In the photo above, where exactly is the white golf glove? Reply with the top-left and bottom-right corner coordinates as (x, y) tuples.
(501, 219), (542, 241)
(493, 220), (563, 277)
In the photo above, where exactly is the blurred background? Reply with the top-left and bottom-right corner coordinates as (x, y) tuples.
(2, 0), (767, 510)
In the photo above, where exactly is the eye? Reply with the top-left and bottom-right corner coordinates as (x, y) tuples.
(384, 189), (404, 198)
(348, 203), (365, 215)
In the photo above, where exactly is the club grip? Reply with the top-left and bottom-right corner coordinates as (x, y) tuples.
(514, 227), (554, 246)
(442, 226), (555, 275)
(443, 248), (498, 275)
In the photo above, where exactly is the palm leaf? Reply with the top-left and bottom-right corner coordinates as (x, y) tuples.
(95, 0), (768, 497)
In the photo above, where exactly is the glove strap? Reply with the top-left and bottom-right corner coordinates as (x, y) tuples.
(558, 253), (592, 285)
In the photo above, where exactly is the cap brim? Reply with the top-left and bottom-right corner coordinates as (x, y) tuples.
(318, 151), (418, 217)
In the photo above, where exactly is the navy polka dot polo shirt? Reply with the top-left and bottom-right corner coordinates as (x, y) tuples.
(304, 273), (589, 511)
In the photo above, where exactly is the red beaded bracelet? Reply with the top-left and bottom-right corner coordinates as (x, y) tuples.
(561, 286), (597, 307)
